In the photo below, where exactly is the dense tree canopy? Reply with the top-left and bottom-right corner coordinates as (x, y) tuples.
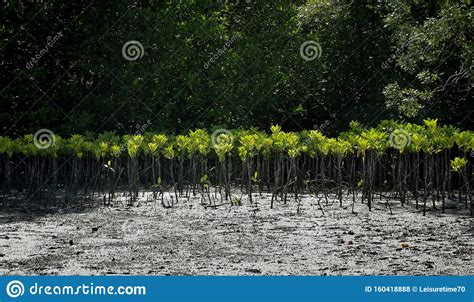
(1, 0), (472, 137)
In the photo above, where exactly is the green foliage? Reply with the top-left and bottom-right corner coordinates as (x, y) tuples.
(156, 176), (162, 187)
(232, 197), (242, 206)
(238, 134), (258, 161)
(359, 128), (388, 156)
(200, 174), (211, 190)
(148, 134), (168, 156)
(455, 131), (474, 153)
(0, 120), (469, 161)
(126, 135), (144, 158)
(251, 171), (259, 184)
(213, 132), (233, 162)
(450, 157), (468, 173)
(2, 1), (471, 135)
(384, 1), (472, 123)
(68, 134), (86, 158)
(189, 129), (211, 157)
(330, 139), (352, 158)
(163, 145), (176, 160)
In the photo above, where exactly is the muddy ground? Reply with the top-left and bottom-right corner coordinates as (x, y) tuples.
(0, 192), (472, 275)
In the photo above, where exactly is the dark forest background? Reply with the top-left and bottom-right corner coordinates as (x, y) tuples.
(1, 0), (472, 137)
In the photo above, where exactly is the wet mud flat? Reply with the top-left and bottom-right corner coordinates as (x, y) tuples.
(0, 192), (472, 275)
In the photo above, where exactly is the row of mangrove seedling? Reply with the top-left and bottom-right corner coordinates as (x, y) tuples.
(0, 119), (472, 215)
